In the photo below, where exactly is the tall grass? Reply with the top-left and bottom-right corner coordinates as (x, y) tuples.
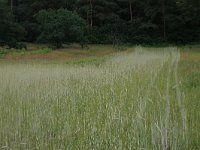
(0, 47), (198, 149)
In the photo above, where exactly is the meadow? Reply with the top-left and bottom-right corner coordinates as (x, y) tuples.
(0, 45), (199, 149)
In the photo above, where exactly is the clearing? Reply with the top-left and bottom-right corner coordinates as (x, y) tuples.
(0, 45), (199, 149)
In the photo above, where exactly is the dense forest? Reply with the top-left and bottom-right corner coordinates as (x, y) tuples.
(0, 0), (200, 48)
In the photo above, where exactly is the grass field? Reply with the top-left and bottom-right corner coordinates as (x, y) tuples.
(0, 45), (199, 149)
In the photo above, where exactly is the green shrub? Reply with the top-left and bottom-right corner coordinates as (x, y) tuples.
(0, 49), (8, 58)
(35, 8), (86, 48)
(31, 48), (52, 54)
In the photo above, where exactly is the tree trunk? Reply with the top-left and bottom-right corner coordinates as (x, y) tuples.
(89, 0), (93, 27)
(10, 0), (13, 11)
(129, 0), (133, 21)
(87, 10), (89, 25)
(162, 0), (166, 39)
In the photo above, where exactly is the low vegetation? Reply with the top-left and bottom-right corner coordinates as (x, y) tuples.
(0, 46), (199, 149)
(0, 44), (118, 61)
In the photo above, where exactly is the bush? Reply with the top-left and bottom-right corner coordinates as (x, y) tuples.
(31, 48), (52, 54)
(0, 49), (9, 58)
(35, 8), (86, 48)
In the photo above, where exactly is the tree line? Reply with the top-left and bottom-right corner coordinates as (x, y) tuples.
(0, 0), (200, 48)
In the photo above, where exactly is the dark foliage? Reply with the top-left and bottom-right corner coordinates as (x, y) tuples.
(0, 0), (26, 48)
(0, 0), (199, 48)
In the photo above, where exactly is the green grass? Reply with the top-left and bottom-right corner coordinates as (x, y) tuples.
(178, 49), (200, 149)
(0, 46), (199, 149)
